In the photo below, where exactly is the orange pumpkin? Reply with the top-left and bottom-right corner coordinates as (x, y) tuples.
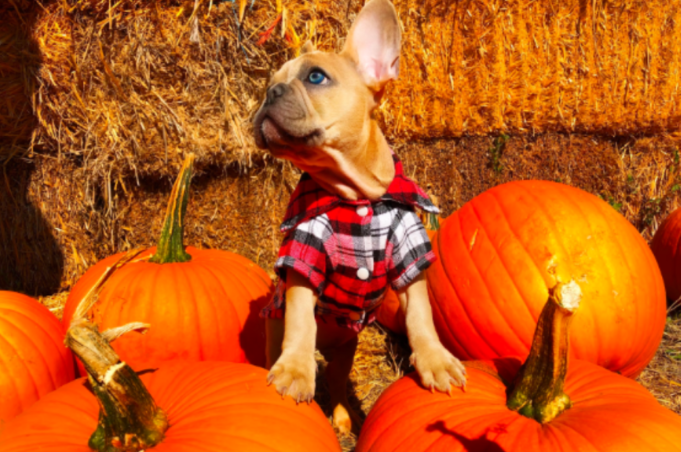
(0, 291), (75, 425)
(61, 155), (273, 372)
(651, 207), (681, 304)
(357, 283), (681, 452)
(376, 288), (406, 335)
(0, 361), (340, 452)
(427, 180), (666, 377)
(0, 319), (340, 452)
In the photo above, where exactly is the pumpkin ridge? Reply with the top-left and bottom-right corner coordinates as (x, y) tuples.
(0, 333), (33, 414)
(437, 212), (498, 357)
(2, 308), (65, 391)
(169, 262), (192, 359)
(421, 409), (515, 452)
(572, 185), (652, 374)
(148, 366), (337, 448)
(180, 263), (206, 361)
(0, 317), (54, 404)
(468, 199), (537, 351)
(514, 183), (617, 370)
(455, 208), (521, 357)
(96, 261), (146, 331)
(552, 184), (620, 369)
(196, 262), (235, 360)
(583, 189), (664, 376)
(367, 377), (505, 442)
(486, 189), (552, 306)
(427, 284), (471, 359)
(197, 257), (250, 325)
(538, 422), (575, 451)
(191, 259), (251, 362)
(512, 183), (576, 277)
(633, 222), (668, 372)
(427, 232), (472, 359)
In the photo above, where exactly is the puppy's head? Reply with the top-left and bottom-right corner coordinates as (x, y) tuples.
(253, 0), (401, 181)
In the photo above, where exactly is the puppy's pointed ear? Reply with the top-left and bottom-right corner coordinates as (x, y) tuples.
(300, 40), (316, 54)
(341, 0), (401, 93)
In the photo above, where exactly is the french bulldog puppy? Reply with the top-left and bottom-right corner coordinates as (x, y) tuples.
(253, 0), (466, 433)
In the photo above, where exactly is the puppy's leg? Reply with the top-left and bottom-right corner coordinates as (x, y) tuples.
(319, 332), (362, 434)
(267, 270), (318, 403)
(398, 273), (467, 392)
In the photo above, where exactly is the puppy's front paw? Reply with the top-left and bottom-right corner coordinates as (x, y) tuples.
(411, 345), (467, 393)
(267, 353), (317, 403)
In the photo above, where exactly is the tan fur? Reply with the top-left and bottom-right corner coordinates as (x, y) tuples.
(255, 0), (466, 433)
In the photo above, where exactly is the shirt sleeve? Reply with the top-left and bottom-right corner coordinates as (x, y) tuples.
(387, 209), (437, 290)
(274, 215), (332, 291)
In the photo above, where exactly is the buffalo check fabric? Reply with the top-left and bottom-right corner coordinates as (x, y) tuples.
(261, 153), (439, 332)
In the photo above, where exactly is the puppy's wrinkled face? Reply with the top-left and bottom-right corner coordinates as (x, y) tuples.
(253, 48), (373, 171)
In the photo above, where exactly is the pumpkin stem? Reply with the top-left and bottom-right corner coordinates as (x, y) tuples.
(65, 320), (168, 452)
(149, 154), (195, 264)
(506, 280), (582, 423)
(425, 212), (440, 231)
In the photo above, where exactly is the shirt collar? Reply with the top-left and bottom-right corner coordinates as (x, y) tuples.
(280, 153), (439, 232)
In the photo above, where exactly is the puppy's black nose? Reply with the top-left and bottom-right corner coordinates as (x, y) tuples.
(265, 83), (288, 105)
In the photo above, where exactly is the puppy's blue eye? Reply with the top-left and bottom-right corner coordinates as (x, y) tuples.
(307, 70), (326, 85)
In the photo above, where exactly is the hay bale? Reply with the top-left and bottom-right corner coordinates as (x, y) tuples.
(30, 1), (681, 161)
(29, 0), (348, 183)
(5, 0), (681, 294)
(0, 2), (40, 159)
(27, 0), (681, 184)
(384, 0), (681, 138)
(5, 133), (677, 295)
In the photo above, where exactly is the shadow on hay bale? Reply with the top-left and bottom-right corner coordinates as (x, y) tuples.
(0, 3), (64, 296)
(0, 1), (40, 159)
(0, 158), (64, 296)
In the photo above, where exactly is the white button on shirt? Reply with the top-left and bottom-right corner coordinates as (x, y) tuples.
(356, 205), (369, 217)
(356, 267), (370, 280)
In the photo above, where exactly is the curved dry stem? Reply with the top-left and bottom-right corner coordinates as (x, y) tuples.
(65, 321), (167, 452)
(506, 280), (582, 423)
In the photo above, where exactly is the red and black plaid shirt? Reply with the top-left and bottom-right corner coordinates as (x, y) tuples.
(261, 154), (439, 331)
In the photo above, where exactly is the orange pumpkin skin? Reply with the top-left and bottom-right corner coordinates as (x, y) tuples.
(356, 358), (681, 452)
(376, 289), (406, 335)
(0, 291), (75, 425)
(62, 247), (273, 373)
(427, 181), (666, 377)
(0, 361), (341, 451)
(651, 207), (681, 303)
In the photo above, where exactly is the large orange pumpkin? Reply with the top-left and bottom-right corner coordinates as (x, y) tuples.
(0, 322), (341, 452)
(0, 291), (75, 426)
(61, 155), (273, 372)
(427, 180), (666, 377)
(357, 283), (681, 452)
(651, 207), (681, 304)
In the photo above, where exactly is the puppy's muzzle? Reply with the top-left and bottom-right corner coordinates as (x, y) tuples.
(253, 82), (324, 151)
(264, 83), (289, 107)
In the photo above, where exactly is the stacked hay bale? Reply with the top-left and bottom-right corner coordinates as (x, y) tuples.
(0, 0), (679, 295)
(0, 0), (39, 158)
